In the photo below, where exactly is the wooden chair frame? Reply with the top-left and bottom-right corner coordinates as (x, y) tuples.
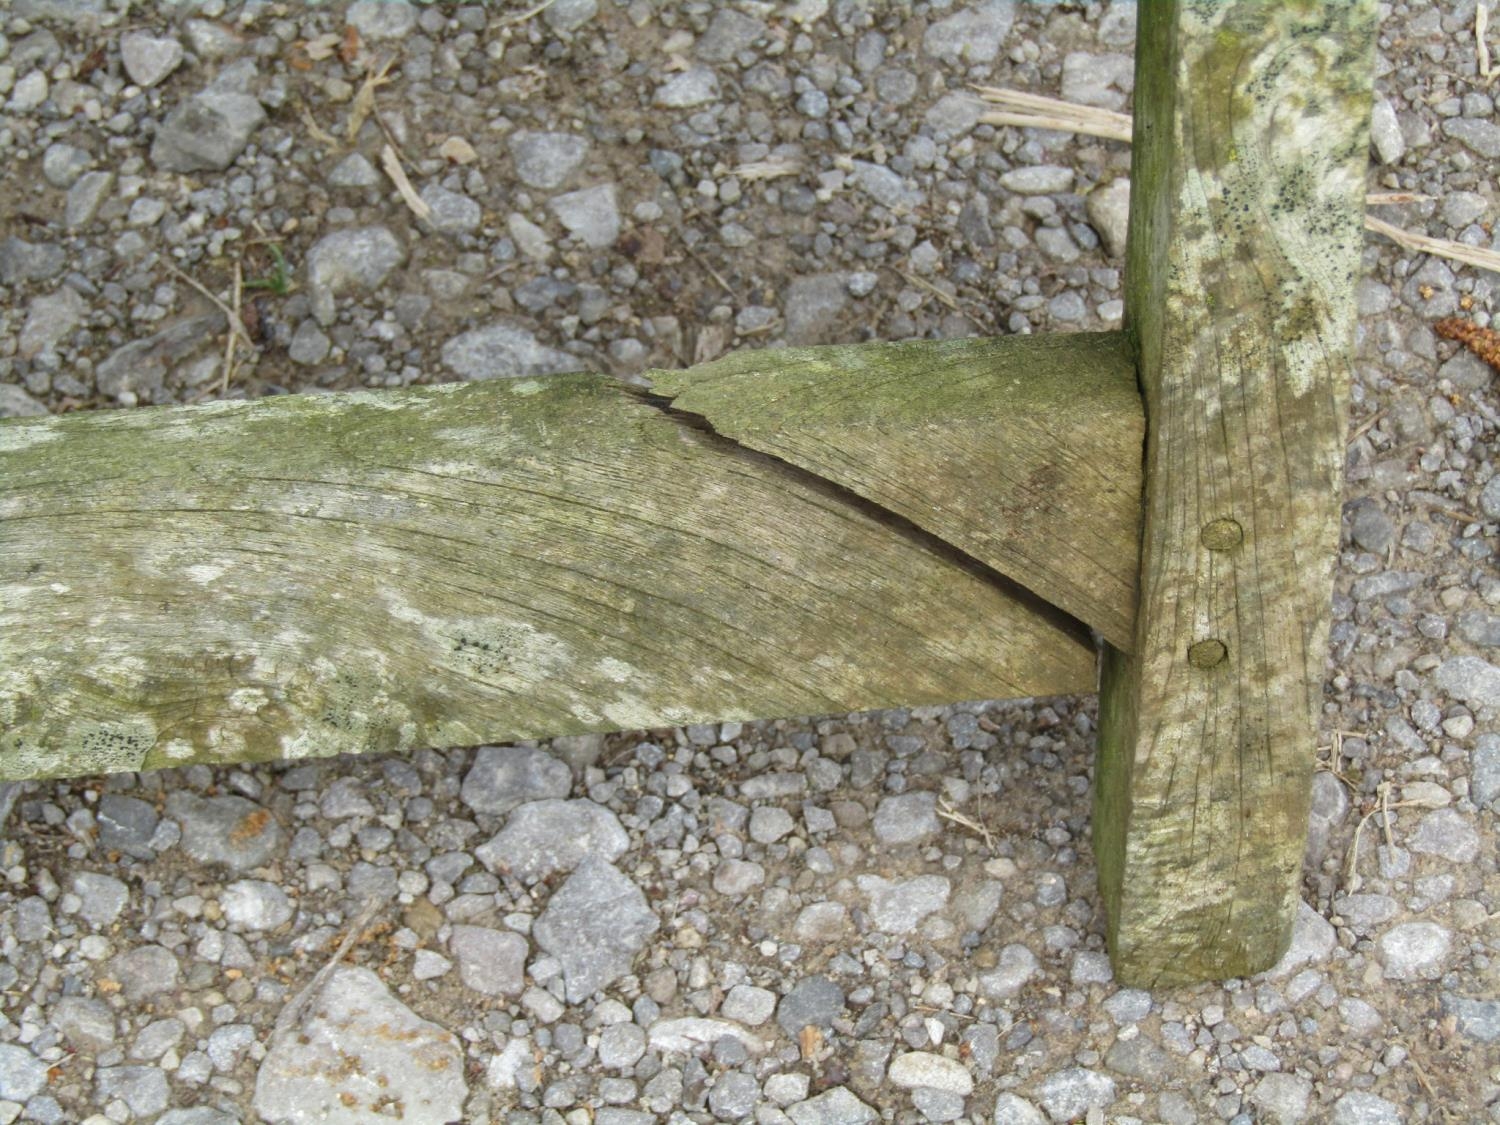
(0, 1), (1375, 986)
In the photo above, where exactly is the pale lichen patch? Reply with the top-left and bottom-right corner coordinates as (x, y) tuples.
(430, 425), (508, 449)
(159, 738), (198, 760)
(418, 460), (488, 479)
(568, 702), (604, 725)
(185, 562), (230, 585)
(596, 657), (636, 683)
(227, 687), (269, 714)
(0, 420), (62, 452)
(601, 694), (681, 729)
(277, 653), (415, 764)
(336, 390), (420, 411)
(1, 585), (38, 611)
(272, 626), (314, 648)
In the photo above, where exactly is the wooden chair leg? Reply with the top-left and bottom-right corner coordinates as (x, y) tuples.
(1095, 0), (1377, 986)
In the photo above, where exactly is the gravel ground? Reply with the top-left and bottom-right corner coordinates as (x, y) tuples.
(1, 1), (1498, 1123)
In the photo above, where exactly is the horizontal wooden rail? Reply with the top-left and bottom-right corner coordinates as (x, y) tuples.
(0, 334), (1141, 781)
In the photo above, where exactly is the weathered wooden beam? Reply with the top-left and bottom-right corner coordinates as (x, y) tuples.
(651, 332), (1142, 650)
(1096, 0), (1375, 985)
(0, 334), (1135, 782)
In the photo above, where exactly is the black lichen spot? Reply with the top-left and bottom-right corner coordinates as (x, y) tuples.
(77, 725), (153, 769)
(450, 627), (535, 679)
(319, 670), (365, 730)
(452, 633), (511, 677)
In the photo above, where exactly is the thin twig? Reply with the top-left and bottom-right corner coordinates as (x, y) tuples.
(347, 54), (398, 144)
(977, 110), (1130, 141)
(1478, 1), (1495, 86)
(1379, 783), (1396, 853)
(272, 897), (385, 1038)
(160, 259), (256, 353)
(1409, 497), (1486, 525)
(896, 268), (961, 312)
(1348, 409), (1386, 445)
(913, 1004), (978, 1022)
(972, 86), (1132, 141)
(732, 159), (804, 181)
(0, 783), (21, 840)
(676, 232), (741, 302)
(895, 268), (993, 333)
(1393, 1035), (1439, 1097)
(1314, 731), (1361, 791)
(297, 100), (341, 151)
(1344, 782), (1450, 894)
(936, 797), (995, 851)
(372, 107), (413, 168)
(220, 260), (243, 395)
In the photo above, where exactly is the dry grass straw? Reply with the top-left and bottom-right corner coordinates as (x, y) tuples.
(347, 54), (398, 143)
(382, 143), (432, 221)
(732, 158), (804, 181)
(895, 267), (993, 333)
(1478, 1), (1496, 86)
(161, 258), (257, 394)
(973, 86), (1131, 142)
(1364, 214), (1500, 275)
(499, 0), (561, 27)
(220, 260), (244, 395)
(973, 86), (1500, 276)
(297, 101), (340, 151)
(1342, 780), (1449, 895)
(936, 796), (996, 852)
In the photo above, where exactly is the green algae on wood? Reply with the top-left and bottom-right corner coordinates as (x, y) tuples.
(1095, 0), (1375, 985)
(649, 331), (1144, 651)
(0, 335), (1125, 781)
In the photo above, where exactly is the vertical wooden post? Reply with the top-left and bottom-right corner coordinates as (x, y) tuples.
(1096, 0), (1376, 985)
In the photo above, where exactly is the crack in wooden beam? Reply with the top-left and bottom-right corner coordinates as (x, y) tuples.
(624, 383), (1095, 654)
(643, 334), (1145, 650)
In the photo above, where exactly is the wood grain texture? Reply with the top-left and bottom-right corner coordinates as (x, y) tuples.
(1095, 0), (1375, 984)
(0, 340), (1111, 782)
(649, 332), (1143, 650)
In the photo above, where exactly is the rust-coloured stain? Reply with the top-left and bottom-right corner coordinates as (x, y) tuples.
(229, 807), (272, 845)
(1436, 316), (1500, 374)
